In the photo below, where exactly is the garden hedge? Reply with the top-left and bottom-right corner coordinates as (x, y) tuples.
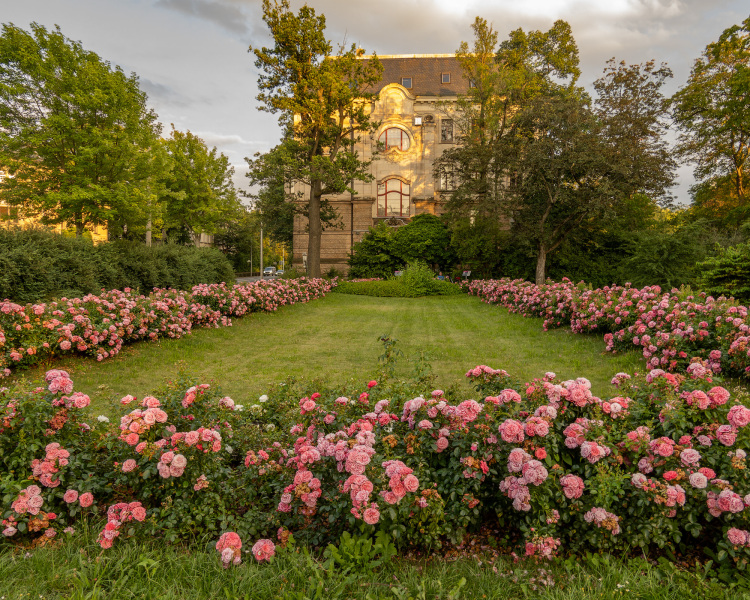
(0, 228), (235, 303)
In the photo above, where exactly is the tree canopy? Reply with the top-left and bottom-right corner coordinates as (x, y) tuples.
(436, 18), (676, 284)
(673, 16), (750, 224)
(0, 22), (161, 237)
(160, 127), (240, 243)
(247, 0), (383, 277)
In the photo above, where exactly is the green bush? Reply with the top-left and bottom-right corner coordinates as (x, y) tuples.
(399, 261), (435, 295)
(698, 242), (750, 301)
(334, 263), (463, 298)
(0, 228), (235, 302)
(348, 216), (456, 279)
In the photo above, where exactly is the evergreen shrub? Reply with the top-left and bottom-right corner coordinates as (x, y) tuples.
(0, 228), (235, 302)
(698, 243), (750, 302)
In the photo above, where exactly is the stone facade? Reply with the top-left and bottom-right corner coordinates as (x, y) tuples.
(292, 54), (470, 273)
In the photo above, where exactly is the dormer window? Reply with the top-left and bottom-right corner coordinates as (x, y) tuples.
(441, 72), (451, 84)
(401, 77), (412, 89)
(378, 128), (411, 151)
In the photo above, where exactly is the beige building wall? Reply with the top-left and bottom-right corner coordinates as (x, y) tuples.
(293, 55), (466, 274)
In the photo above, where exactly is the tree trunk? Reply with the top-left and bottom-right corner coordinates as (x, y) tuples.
(75, 218), (84, 238)
(307, 181), (322, 278)
(535, 245), (547, 285)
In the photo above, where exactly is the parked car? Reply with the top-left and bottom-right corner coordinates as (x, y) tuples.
(275, 270), (285, 277)
(263, 267), (276, 276)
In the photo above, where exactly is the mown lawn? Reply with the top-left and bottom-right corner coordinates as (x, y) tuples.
(9, 293), (643, 416)
(0, 523), (740, 600)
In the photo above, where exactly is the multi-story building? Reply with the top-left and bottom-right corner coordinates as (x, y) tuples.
(291, 54), (470, 273)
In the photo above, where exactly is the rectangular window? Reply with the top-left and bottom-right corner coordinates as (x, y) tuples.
(401, 77), (412, 89)
(441, 72), (451, 84)
(440, 119), (453, 143)
(438, 167), (457, 191)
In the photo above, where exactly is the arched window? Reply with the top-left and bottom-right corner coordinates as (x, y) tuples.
(378, 127), (410, 151)
(377, 179), (410, 217)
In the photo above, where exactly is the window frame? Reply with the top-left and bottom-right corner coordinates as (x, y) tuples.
(378, 127), (411, 152)
(441, 72), (451, 84)
(440, 118), (454, 143)
(401, 77), (412, 89)
(438, 166), (457, 191)
(377, 178), (411, 218)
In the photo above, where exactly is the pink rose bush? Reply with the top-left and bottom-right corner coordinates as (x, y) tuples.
(4, 356), (750, 568)
(466, 278), (750, 379)
(0, 279), (333, 376)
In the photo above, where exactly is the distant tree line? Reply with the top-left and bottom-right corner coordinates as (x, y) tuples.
(0, 22), (244, 249)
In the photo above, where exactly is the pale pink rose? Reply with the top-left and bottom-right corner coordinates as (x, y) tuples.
(727, 528), (748, 546)
(728, 405), (750, 428)
(436, 437), (449, 452)
(63, 489), (79, 503)
(560, 474), (584, 499)
(171, 454), (187, 469)
(689, 472), (708, 489)
(708, 386), (730, 406)
(122, 459), (137, 473)
(79, 492), (94, 507)
(680, 449), (701, 466)
(717, 425), (737, 446)
(499, 419), (525, 444)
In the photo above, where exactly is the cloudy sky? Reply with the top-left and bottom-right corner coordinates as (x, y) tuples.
(2, 0), (748, 204)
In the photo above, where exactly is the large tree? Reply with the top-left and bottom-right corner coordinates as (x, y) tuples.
(672, 17), (750, 223)
(594, 59), (676, 204)
(247, 0), (382, 277)
(439, 18), (676, 283)
(160, 127), (240, 244)
(0, 23), (161, 237)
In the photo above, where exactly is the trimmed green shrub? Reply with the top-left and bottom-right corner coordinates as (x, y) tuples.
(0, 228), (235, 302)
(698, 242), (750, 301)
(335, 263), (463, 298)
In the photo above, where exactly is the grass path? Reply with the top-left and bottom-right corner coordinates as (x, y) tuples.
(10, 293), (643, 414)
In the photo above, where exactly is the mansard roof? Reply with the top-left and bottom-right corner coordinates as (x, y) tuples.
(362, 54), (471, 97)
